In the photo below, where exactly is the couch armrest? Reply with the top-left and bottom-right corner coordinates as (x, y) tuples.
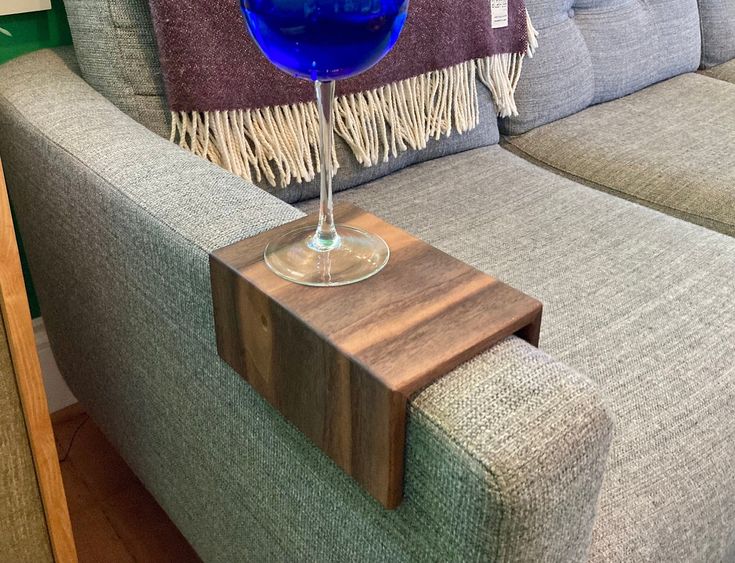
(0, 48), (612, 562)
(412, 337), (612, 561)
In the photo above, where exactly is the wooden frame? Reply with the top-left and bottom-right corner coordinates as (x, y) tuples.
(0, 158), (77, 562)
(211, 203), (542, 508)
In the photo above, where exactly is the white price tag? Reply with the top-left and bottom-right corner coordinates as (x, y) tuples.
(491, 0), (509, 29)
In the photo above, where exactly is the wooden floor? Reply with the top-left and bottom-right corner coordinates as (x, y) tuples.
(52, 405), (201, 563)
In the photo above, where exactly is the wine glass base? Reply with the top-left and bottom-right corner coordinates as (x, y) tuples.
(264, 225), (390, 287)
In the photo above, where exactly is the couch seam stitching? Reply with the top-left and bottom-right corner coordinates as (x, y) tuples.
(501, 140), (735, 233)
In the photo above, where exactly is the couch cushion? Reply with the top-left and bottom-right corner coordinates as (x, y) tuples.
(505, 73), (735, 235)
(502, 0), (701, 135)
(301, 145), (735, 562)
(702, 59), (735, 84)
(62, 0), (169, 137)
(698, 0), (735, 68)
(61, 0), (499, 204)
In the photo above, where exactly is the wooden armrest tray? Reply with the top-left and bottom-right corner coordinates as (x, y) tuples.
(210, 203), (542, 508)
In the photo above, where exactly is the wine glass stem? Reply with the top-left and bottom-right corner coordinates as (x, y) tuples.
(311, 80), (340, 252)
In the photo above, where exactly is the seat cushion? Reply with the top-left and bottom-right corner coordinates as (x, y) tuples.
(698, 0), (735, 68)
(502, 0), (701, 135)
(702, 59), (735, 84)
(300, 145), (735, 562)
(505, 73), (735, 236)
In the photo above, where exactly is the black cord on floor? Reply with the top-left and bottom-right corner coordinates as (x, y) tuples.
(59, 414), (89, 462)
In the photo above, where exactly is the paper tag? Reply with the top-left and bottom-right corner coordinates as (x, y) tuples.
(491, 0), (509, 29)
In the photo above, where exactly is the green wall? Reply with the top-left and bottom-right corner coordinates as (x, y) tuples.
(1, 0), (73, 317)
(0, 0), (72, 64)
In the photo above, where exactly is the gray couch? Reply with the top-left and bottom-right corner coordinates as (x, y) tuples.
(0, 0), (733, 561)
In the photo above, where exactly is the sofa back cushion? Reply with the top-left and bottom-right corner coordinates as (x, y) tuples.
(698, 0), (735, 68)
(62, 0), (169, 138)
(61, 0), (500, 204)
(502, 0), (702, 135)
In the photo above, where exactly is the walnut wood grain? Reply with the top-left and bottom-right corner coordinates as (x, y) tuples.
(210, 203), (542, 508)
(0, 158), (78, 562)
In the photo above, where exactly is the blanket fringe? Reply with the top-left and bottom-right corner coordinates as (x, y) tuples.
(170, 104), (337, 187)
(171, 11), (539, 187)
(477, 9), (539, 118)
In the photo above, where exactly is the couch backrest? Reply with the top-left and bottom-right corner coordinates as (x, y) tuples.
(63, 0), (169, 137)
(61, 0), (500, 204)
(503, 0), (702, 135)
(698, 0), (735, 68)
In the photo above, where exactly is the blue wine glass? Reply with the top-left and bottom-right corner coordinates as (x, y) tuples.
(241, 0), (409, 286)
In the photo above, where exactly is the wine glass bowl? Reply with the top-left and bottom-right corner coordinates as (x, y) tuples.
(241, 0), (409, 286)
(242, 0), (408, 81)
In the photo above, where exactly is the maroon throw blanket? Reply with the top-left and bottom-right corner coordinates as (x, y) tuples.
(149, 0), (537, 187)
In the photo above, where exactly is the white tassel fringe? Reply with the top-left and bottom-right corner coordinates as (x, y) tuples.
(171, 11), (539, 187)
(477, 9), (539, 118)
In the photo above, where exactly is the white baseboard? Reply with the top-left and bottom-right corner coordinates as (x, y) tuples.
(33, 318), (77, 414)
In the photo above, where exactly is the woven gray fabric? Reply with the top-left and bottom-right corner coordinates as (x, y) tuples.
(277, 85), (499, 204)
(0, 48), (612, 562)
(502, 0), (702, 135)
(702, 59), (735, 84)
(506, 73), (735, 236)
(300, 145), (735, 562)
(698, 0), (735, 68)
(0, 308), (54, 563)
(62, 0), (169, 137)
(60, 0), (499, 204)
